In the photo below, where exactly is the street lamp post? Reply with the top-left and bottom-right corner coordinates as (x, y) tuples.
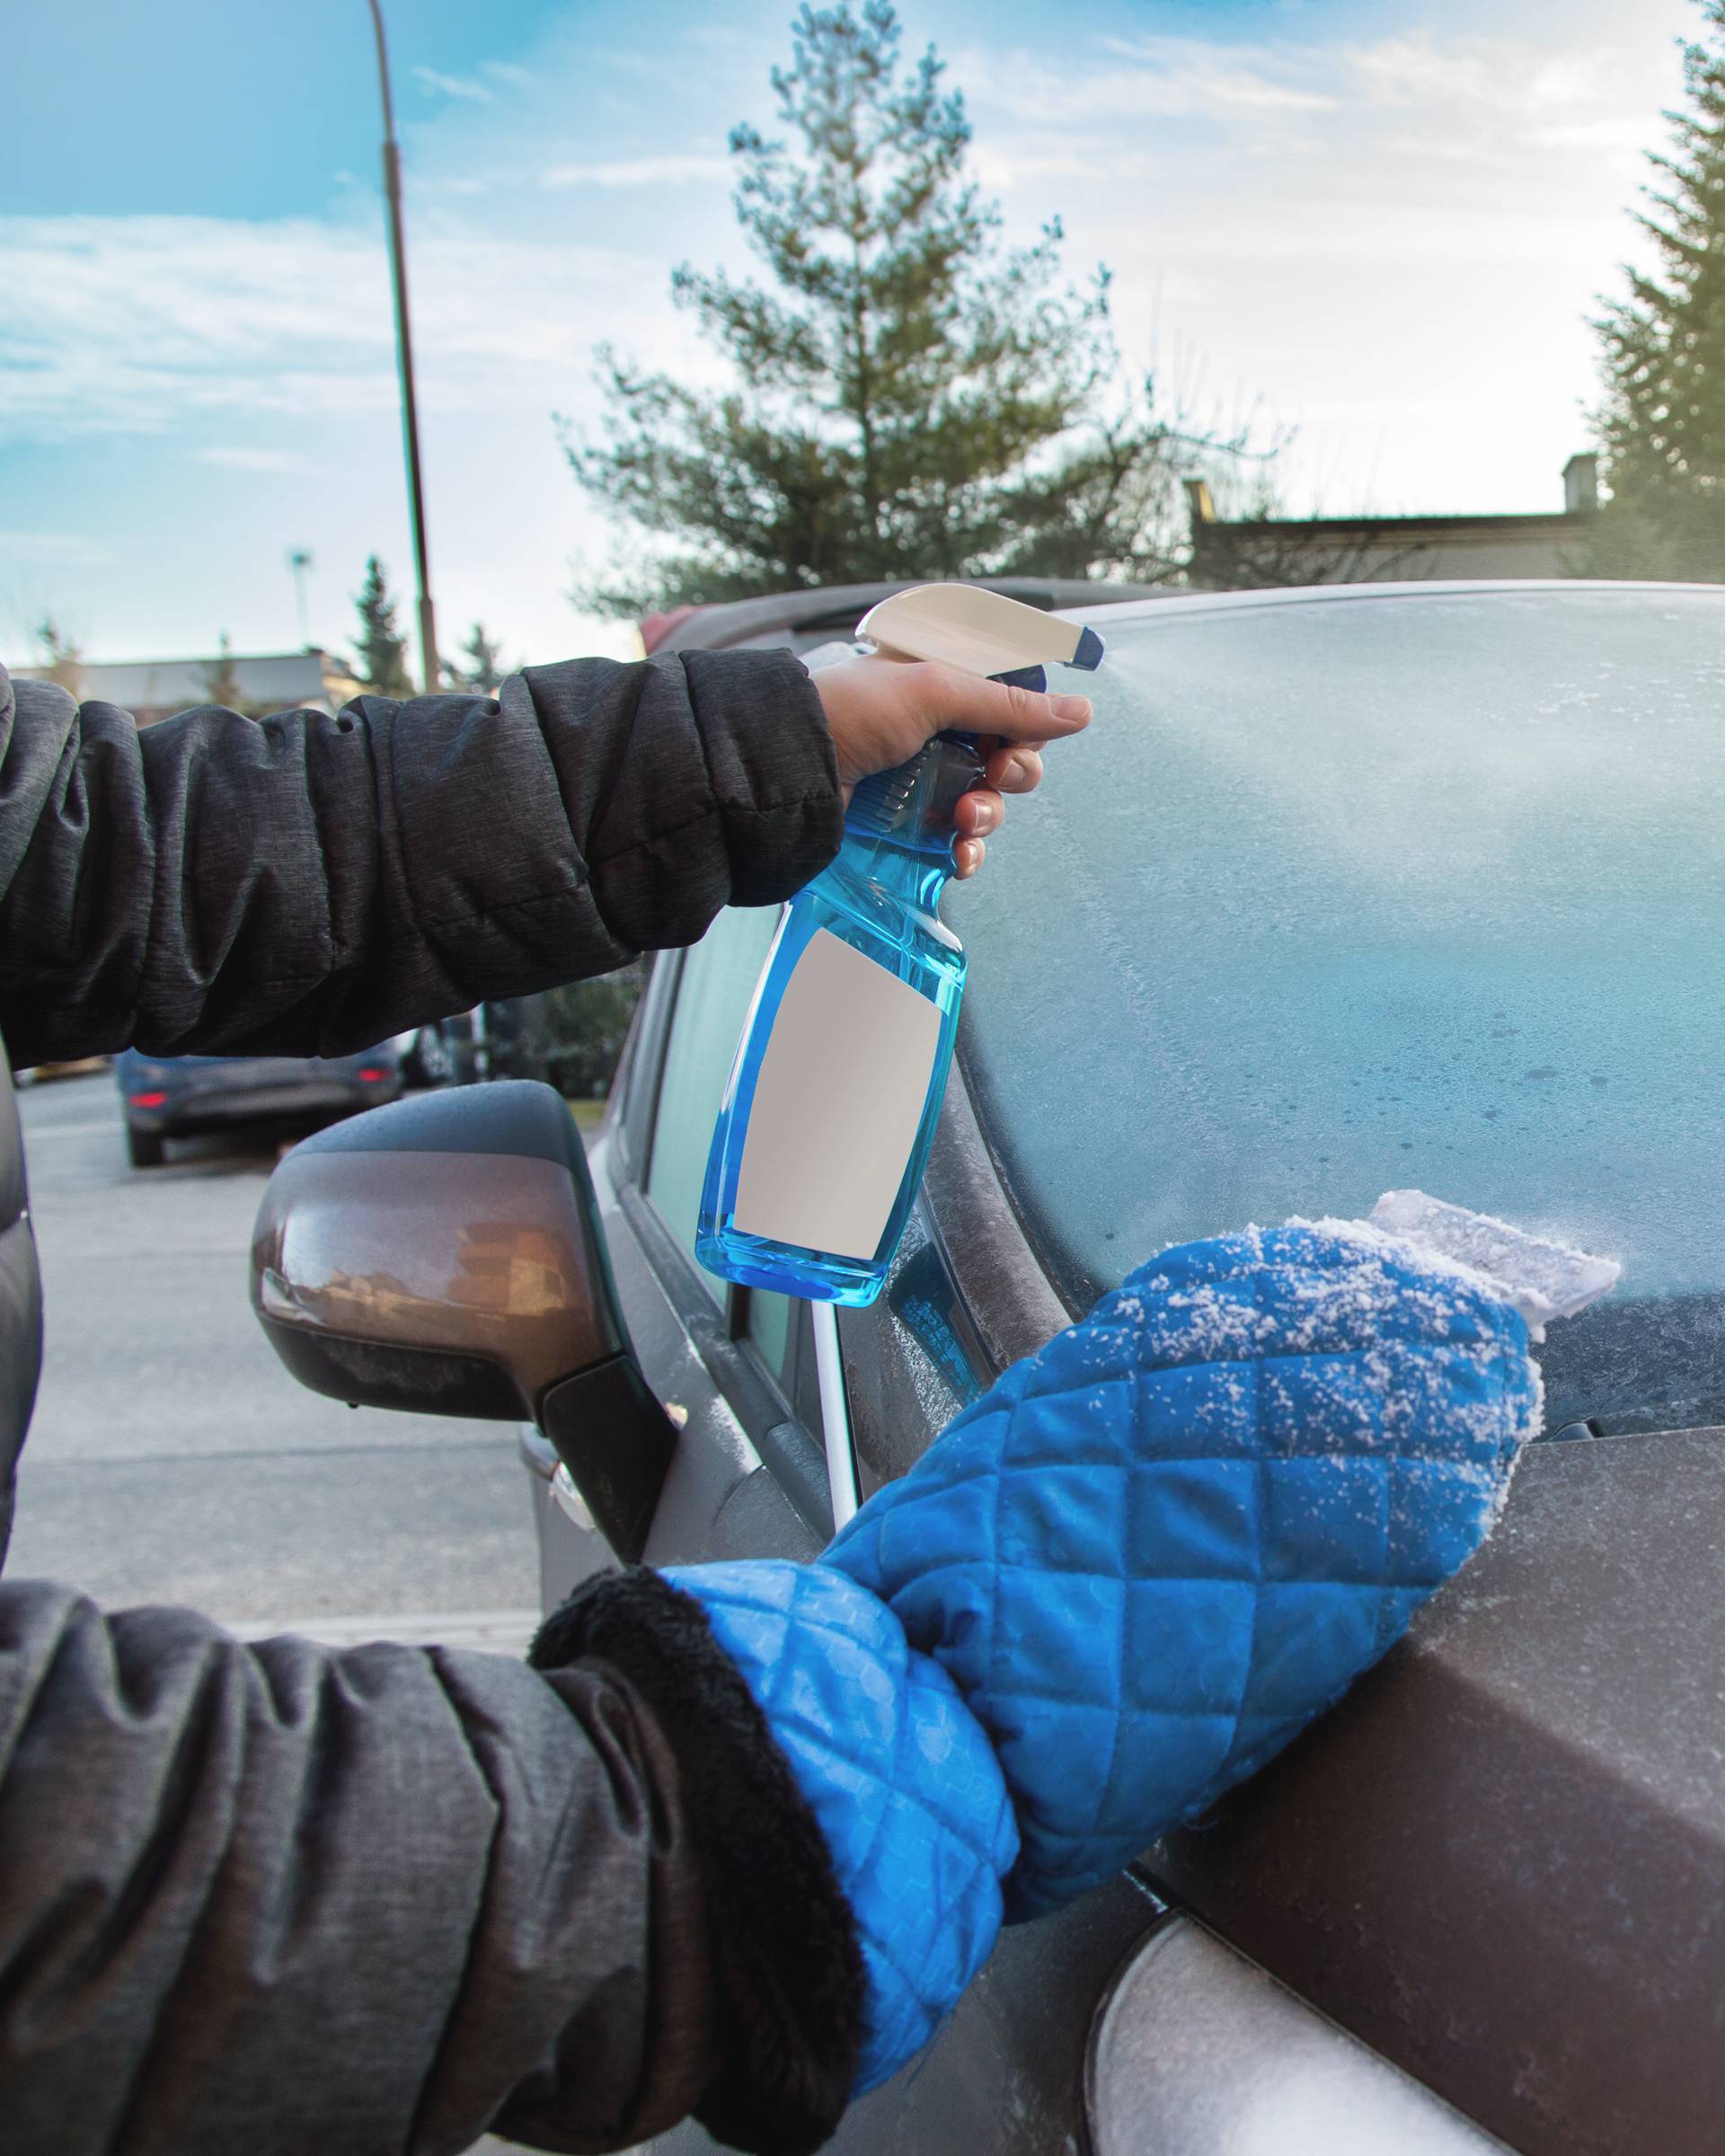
(287, 547), (314, 649)
(367, 0), (439, 695)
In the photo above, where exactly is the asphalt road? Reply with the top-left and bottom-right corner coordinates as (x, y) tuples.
(9, 1070), (544, 1638)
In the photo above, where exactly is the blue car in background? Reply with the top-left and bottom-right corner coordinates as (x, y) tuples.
(115, 1044), (404, 1168)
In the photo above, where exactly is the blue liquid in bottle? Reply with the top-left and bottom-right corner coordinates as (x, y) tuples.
(695, 728), (987, 1305)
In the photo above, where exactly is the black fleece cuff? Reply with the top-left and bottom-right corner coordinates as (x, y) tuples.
(530, 1566), (866, 2156)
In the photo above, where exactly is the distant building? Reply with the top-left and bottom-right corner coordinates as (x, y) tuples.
(1186, 454), (1600, 590)
(8, 647), (364, 727)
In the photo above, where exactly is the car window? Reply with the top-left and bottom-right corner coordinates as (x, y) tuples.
(646, 904), (783, 1303)
(745, 1286), (797, 1383)
(950, 587), (1725, 1436)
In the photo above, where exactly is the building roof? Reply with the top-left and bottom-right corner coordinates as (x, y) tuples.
(8, 649), (359, 715)
(1194, 508), (1592, 543)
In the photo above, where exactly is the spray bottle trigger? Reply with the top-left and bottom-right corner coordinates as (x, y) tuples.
(932, 664), (1042, 814)
(928, 730), (988, 824)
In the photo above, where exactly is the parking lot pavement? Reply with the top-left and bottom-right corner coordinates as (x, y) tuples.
(228, 1605), (541, 1656)
(8, 1071), (543, 1631)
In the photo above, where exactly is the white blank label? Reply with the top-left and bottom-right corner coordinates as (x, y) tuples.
(733, 928), (942, 1261)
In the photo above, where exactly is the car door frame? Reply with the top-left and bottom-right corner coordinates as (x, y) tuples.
(607, 930), (1076, 1549)
(608, 942), (836, 1544)
(608, 938), (1174, 2156)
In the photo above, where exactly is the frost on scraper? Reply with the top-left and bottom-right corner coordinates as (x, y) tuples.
(1125, 1192), (1618, 1356)
(1119, 1192), (1619, 1500)
(1360, 1190), (1620, 1343)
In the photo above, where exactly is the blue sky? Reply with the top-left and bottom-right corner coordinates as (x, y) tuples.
(0, 0), (1697, 673)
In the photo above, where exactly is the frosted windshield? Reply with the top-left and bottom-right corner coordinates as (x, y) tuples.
(951, 588), (1725, 1435)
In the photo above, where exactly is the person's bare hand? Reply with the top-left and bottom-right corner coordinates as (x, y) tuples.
(811, 656), (1092, 879)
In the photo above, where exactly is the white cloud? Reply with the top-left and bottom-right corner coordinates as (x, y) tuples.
(0, 216), (389, 438)
(197, 446), (309, 473)
(970, 32), (1340, 124)
(968, 22), (1667, 173)
(539, 154), (733, 189)
(971, 145), (1103, 190)
(0, 532), (112, 563)
(0, 213), (672, 444)
(1529, 115), (1660, 155)
(423, 174), (502, 198)
(414, 66), (497, 103)
(1095, 33), (1341, 115)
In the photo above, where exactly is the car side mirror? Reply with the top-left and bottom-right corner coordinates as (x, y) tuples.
(251, 1079), (675, 1561)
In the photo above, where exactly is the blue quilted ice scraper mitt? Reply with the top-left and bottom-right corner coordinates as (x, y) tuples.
(821, 1189), (1618, 1922)
(657, 1190), (1614, 2101)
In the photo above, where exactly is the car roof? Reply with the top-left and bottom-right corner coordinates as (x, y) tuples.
(651, 575), (1725, 658)
(647, 576), (1171, 653)
(1054, 575), (1725, 628)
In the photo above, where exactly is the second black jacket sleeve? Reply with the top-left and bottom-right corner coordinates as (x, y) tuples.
(0, 1575), (865, 2156)
(0, 649), (842, 1067)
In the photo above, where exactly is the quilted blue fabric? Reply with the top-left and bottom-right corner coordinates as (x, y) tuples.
(664, 1560), (1018, 2092)
(824, 1224), (1540, 1919)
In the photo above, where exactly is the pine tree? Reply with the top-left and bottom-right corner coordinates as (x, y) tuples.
(200, 632), (245, 711)
(351, 555), (412, 696)
(34, 617), (84, 698)
(442, 621), (508, 693)
(566, 1), (1263, 614)
(1588, 0), (1725, 580)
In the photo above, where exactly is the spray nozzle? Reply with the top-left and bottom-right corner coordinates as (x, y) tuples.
(844, 583), (1105, 856)
(854, 583), (1106, 688)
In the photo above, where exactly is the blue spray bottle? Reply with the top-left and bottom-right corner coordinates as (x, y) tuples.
(695, 583), (1104, 1306)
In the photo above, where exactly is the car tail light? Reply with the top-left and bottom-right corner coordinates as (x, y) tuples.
(128, 1091), (169, 1109)
(358, 1066), (389, 1082)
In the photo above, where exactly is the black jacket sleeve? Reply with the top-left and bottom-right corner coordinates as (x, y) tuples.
(0, 649), (842, 1066)
(0, 652), (863, 2152)
(0, 1576), (863, 2156)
